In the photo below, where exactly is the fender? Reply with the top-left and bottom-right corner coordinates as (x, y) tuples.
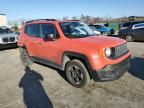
(17, 41), (24, 47)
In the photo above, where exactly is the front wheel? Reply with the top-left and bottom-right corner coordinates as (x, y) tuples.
(65, 60), (90, 88)
(19, 47), (33, 67)
(126, 35), (134, 42)
(111, 29), (115, 35)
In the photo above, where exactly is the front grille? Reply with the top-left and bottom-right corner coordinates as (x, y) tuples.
(2, 37), (15, 43)
(9, 37), (15, 42)
(112, 43), (129, 59)
(2, 38), (9, 42)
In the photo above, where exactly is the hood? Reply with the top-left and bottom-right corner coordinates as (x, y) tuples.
(0, 33), (18, 38)
(70, 36), (126, 49)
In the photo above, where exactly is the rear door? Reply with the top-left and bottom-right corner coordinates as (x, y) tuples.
(24, 24), (43, 57)
(131, 23), (144, 40)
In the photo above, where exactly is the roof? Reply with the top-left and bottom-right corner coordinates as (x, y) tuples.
(59, 20), (80, 23)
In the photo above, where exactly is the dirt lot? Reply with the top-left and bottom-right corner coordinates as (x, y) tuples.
(0, 42), (144, 108)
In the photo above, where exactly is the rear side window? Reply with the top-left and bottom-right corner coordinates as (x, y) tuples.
(41, 24), (57, 37)
(134, 23), (144, 29)
(132, 21), (144, 25)
(122, 21), (144, 28)
(25, 24), (40, 37)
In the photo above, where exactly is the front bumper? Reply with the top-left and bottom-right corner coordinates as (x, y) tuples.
(0, 43), (17, 49)
(91, 56), (131, 81)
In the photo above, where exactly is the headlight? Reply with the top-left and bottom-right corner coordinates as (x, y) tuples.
(0, 38), (2, 43)
(16, 36), (19, 40)
(105, 48), (112, 57)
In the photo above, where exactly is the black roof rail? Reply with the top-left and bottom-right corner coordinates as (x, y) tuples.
(60, 20), (80, 22)
(70, 20), (80, 21)
(25, 19), (57, 23)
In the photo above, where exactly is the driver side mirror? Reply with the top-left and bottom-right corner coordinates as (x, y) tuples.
(43, 33), (56, 41)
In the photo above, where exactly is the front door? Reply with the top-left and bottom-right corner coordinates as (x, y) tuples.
(39, 23), (62, 65)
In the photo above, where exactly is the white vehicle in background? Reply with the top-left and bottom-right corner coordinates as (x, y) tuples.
(93, 29), (101, 35)
(89, 26), (101, 35)
(0, 26), (18, 49)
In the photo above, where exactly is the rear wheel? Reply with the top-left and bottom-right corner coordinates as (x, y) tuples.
(65, 60), (90, 88)
(19, 47), (33, 67)
(111, 29), (114, 35)
(126, 35), (134, 42)
(101, 32), (105, 35)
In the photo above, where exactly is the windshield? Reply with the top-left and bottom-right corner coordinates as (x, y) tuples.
(0, 28), (12, 34)
(89, 26), (96, 30)
(59, 22), (96, 38)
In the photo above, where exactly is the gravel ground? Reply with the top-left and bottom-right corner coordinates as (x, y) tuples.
(0, 42), (144, 108)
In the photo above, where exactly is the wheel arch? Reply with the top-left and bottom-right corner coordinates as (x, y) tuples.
(19, 45), (32, 58)
(125, 34), (135, 41)
(127, 34), (135, 37)
(61, 52), (93, 79)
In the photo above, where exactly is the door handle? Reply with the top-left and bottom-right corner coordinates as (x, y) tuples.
(24, 40), (28, 43)
(37, 42), (42, 45)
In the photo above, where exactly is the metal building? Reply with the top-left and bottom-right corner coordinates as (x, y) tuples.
(0, 14), (7, 26)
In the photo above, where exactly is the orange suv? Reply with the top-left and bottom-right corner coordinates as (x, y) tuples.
(17, 19), (131, 88)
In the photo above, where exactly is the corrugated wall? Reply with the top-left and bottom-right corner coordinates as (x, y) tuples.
(0, 14), (7, 26)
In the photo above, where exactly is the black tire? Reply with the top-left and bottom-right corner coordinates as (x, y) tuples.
(19, 47), (33, 67)
(101, 32), (104, 35)
(65, 60), (90, 88)
(111, 29), (114, 35)
(126, 35), (134, 42)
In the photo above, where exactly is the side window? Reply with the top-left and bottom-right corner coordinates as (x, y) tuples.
(41, 24), (57, 38)
(25, 24), (40, 37)
(133, 23), (144, 29)
(122, 23), (131, 27)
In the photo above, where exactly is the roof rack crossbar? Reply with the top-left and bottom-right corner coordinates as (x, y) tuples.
(25, 19), (57, 23)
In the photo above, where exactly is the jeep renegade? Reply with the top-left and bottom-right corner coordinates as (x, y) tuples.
(17, 19), (131, 88)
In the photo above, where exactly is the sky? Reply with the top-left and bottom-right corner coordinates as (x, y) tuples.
(0, 0), (144, 21)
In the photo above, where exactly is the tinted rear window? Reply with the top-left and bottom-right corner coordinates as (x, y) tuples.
(134, 23), (144, 28)
(25, 24), (40, 37)
(122, 21), (144, 27)
(132, 21), (144, 25)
